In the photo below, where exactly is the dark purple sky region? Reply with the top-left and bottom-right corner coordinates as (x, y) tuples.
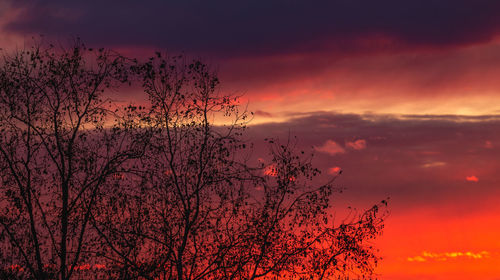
(5, 0), (500, 56)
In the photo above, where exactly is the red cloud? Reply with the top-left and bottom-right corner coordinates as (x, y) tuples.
(466, 175), (479, 182)
(328, 166), (342, 175)
(316, 140), (345, 156)
(346, 139), (367, 150)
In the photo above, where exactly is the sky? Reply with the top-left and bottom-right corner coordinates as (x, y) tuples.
(2, 1), (500, 278)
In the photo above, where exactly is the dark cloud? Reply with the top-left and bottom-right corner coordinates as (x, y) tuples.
(245, 112), (500, 215)
(5, 0), (500, 57)
(253, 110), (273, 118)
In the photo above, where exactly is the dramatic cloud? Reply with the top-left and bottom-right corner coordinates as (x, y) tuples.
(3, 1), (500, 118)
(5, 1), (500, 57)
(247, 112), (500, 209)
(221, 40), (500, 118)
(245, 112), (500, 280)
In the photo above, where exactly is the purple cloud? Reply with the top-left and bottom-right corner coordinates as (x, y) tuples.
(5, 0), (500, 57)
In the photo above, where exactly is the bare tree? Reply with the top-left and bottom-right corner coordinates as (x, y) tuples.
(92, 54), (387, 280)
(221, 138), (387, 280)
(0, 41), (145, 279)
(0, 42), (387, 279)
(90, 54), (252, 279)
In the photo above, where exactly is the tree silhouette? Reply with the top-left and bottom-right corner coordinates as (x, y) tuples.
(0, 42), (387, 280)
(90, 54), (256, 279)
(92, 54), (387, 280)
(0, 41), (146, 279)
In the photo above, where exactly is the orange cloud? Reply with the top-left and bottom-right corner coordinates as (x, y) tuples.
(345, 139), (367, 150)
(407, 256), (426, 262)
(407, 251), (491, 262)
(222, 38), (500, 121)
(328, 166), (342, 175)
(316, 140), (345, 156)
(421, 161), (446, 168)
(466, 175), (479, 182)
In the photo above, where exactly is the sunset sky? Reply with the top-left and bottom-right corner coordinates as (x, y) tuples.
(2, 1), (500, 278)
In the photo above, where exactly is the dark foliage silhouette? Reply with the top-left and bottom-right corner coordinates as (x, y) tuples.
(0, 41), (387, 280)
